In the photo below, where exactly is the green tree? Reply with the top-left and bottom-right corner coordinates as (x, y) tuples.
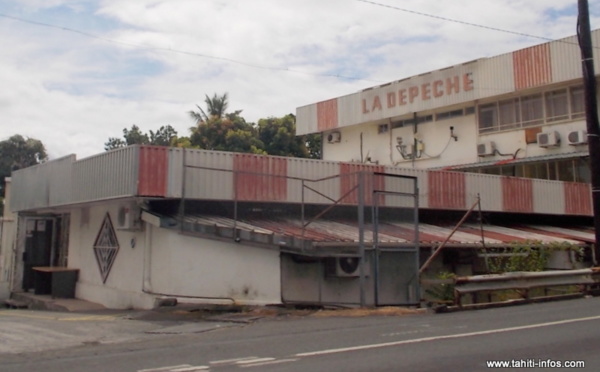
(189, 93), (230, 124)
(190, 112), (264, 153)
(189, 93), (264, 154)
(105, 125), (187, 151)
(149, 125), (178, 146)
(258, 114), (322, 159)
(305, 132), (322, 159)
(257, 114), (308, 158)
(122, 125), (150, 146)
(0, 134), (48, 205)
(105, 125), (149, 150)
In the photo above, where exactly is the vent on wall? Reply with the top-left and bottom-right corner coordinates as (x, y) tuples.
(324, 257), (369, 278)
(116, 204), (141, 230)
(327, 131), (341, 143)
(567, 130), (587, 145)
(477, 141), (496, 157)
(537, 131), (560, 148)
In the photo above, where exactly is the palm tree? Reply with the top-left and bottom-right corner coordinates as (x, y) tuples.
(189, 93), (229, 124)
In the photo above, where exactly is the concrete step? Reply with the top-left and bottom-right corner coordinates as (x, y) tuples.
(9, 292), (106, 312)
(4, 299), (29, 309)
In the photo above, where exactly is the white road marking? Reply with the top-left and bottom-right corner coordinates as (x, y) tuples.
(235, 357), (276, 365)
(210, 357), (259, 365)
(238, 359), (298, 368)
(138, 365), (193, 372)
(170, 367), (209, 372)
(296, 314), (600, 357)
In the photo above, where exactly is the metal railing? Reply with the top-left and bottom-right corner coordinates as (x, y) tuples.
(450, 268), (600, 308)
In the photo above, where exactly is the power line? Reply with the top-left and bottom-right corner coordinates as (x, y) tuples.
(0, 12), (385, 84)
(356, 0), (584, 45)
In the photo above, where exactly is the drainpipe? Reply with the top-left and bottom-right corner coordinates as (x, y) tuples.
(143, 223), (152, 292)
(412, 113), (418, 168)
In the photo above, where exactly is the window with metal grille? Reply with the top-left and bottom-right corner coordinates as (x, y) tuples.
(570, 86), (585, 119)
(478, 103), (497, 133)
(520, 94), (544, 127)
(545, 89), (569, 122)
(498, 98), (520, 130)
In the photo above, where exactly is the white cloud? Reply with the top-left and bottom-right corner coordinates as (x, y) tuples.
(0, 0), (597, 159)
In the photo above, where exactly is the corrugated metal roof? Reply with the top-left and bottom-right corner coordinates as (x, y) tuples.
(170, 214), (592, 250)
(442, 151), (589, 171)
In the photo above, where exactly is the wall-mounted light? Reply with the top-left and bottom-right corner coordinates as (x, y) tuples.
(450, 126), (458, 141)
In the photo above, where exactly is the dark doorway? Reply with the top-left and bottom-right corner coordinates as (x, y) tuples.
(22, 218), (55, 292)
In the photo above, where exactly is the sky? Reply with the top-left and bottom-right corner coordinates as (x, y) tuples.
(0, 0), (599, 159)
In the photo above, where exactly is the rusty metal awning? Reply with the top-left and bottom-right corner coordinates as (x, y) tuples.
(439, 151), (589, 171)
(160, 213), (594, 253)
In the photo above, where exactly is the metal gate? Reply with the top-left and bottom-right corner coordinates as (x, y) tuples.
(371, 173), (420, 306)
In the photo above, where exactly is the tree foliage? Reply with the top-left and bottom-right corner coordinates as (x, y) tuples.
(188, 93), (264, 154)
(105, 125), (182, 151)
(189, 93), (231, 124)
(257, 114), (308, 158)
(104, 92), (323, 160)
(0, 134), (48, 198)
(189, 112), (264, 154)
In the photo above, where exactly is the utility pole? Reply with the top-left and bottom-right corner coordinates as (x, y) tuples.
(578, 0), (600, 264)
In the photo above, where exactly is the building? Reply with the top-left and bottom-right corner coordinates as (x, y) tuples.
(0, 144), (594, 310)
(296, 30), (600, 183)
(0, 31), (597, 310)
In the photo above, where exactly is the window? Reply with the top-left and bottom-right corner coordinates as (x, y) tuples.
(545, 89), (568, 122)
(476, 84), (589, 134)
(417, 115), (433, 124)
(481, 167), (501, 175)
(532, 163), (548, 180)
(478, 103), (497, 132)
(436, 109), (464, 121)
(570, 86), (585, 119)
(521, 94), (544, 126)
(500, 166), (517, 177)
(576, 157), (591, 183)
(498, 99), (519, 129)
(556, 159), (575, 182)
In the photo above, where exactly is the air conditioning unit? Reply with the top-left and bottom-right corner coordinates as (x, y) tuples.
(567, 130), (587, 145)
(325, 256), (370, 278)
(537, 131), (560, 148)
(116, 204), (141, 230)
(327, 131), (341, 143)
(477, 141), (496, 157)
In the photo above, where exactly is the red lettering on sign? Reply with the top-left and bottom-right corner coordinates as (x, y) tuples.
(408, 86), (419, 103)
(387, 92), (396, 108)
(446, 76), (460, 95)
(372, 96), (382, 111)
(433, 80), (444, 97)
(362, 99), (370, 114)
(360, 73), (474, 116)
(399, 89), (407, 105)
(463, 73), (474, 91)
(421, 83), (431, 100)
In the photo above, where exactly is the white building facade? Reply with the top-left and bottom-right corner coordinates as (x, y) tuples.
(296, 30), (600, 183)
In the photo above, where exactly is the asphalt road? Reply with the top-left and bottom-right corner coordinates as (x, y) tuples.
(2, 297), (600, 372)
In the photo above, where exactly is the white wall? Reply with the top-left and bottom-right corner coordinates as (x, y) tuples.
(323, 114), (479, 168)
(68, 201), (281, 309)
(147, 227), (281, 306)
(323, 116), (589, 169)
(0, 179), (17, 300)
(69, 202), (154, 309)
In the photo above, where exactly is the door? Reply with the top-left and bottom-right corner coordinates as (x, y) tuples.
(22, 218), (54, 291)
(371, 184), (420, 306)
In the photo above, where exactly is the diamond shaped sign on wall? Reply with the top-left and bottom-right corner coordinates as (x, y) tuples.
(93, 213), (120, 284)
